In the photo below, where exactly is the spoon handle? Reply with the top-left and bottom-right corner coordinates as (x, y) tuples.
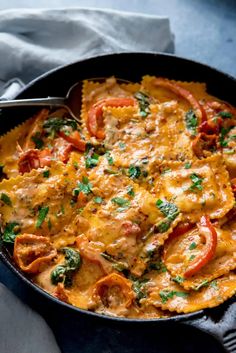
(0, 97), (66, 108)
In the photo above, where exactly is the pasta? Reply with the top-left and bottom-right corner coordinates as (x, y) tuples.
(0, 76), (236, 318)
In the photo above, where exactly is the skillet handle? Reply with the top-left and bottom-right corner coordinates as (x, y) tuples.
(182, 300), (236, 353)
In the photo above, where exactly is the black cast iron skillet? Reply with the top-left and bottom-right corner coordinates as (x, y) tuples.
(0, 52), (236, 353)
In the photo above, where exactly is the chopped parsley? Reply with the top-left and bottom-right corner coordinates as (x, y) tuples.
(194, 280), (209, 291)
(161, 168), (172, 175)
(134, 91), (151, 118)
(189, 254), (196, 261)
(189, 173), (204, 192)
(2, 222), (20, 243)
(118, 142), (126, 150)
(156, 199), (179, 221)
(172, 275), (184, 284)
(105, 151), (114, 165)
(132, 278), (149, 301)
(148, 260), (167, 273)
(94, 196), (103, 204)
(185, 109), (198, 135)
(128, 165), (141, 179)
(111, 197), (130, 210)
(36, 206), (49, 228)
(31, 132), (44, 149)
(159, 290), (188, 304)
(0, 193), (12, 206)
(210, 280), (218, 290)
(73, 176), (92, 196)
(127, 185), (135, 197)
(217, 111), (233, 119)
(43, 117), (77, 138)
(85, 152), (99, 169)
(43, 170), (50, 178)
(189, 242), (197, 250)
(184, 162), (192, 169)
(219, 127), (233, 147)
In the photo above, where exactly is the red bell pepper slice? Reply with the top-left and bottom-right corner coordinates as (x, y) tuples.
(153, 78), (207, 124)
(59, 130), (86, 152)
(87, 97), (136, 139)
(184, 215), (217, 278)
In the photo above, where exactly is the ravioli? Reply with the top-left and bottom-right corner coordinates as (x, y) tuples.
(164, 224), (236, 290)
(152, 154), (234, 222)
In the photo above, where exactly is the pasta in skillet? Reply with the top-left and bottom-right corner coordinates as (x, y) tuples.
(0, 76), (236, 318)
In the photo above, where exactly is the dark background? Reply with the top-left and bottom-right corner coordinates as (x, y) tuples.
(0, 0), (236, 352)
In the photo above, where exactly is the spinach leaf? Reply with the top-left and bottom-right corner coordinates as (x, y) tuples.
(185, 109), (198, 135)
(159, 290), (188, 304)
(132, 278), (149, 301)
(31, 132), (44, 149)
(156, 199), (179, 221)
(36, 206), (49, 228)
(43, 117), (77, 137)
(134, 91), (151, 118)
(51, 247), (81, 286)
(2, 222), (20, 244)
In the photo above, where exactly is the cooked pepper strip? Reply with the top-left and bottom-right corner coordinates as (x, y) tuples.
(59, 130), (86, 152)
(18, 148), (52, 174)
(184, 215), (217, 278)
(192, 132), (217, 158)
(87, 97), (136, 139)
(153, 78), (207, 124)
(14, 234), (57, 273)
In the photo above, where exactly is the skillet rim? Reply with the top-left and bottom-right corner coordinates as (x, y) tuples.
(0, 51), (235, 324)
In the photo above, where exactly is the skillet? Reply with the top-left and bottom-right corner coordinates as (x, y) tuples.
(0, 52), (235, 353)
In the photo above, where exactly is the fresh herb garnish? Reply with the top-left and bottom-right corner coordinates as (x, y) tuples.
(210, 280), (218, 290)
(217, 111), (233, 119)
(132, 278), (149, 301)
(185, 109), (198, 135)
(156, 199), (179, 221)
(118, 142), (126, 150)
(43, 117), (77, 138)
(2, 222), (20, 243)
(189, 242), (197, 250)
(101, 252), (128, 272)
(0, 193), (12, 206)
(94, 196), (103, 204)
(184, 162), (192, 169)
(219, 127), (233, 147)
(43, 170), (50, 178)
(172, 276), (184, 284)
(194, 279), (209, 291)
(189, 254), (196, 261)
(128, 165), (141, 179)
(51, 247), (81, 287)
(36, 206), (49, 228)
(149, 260), (167, 273)
(105, 151), (114, 165)
(85, 152), (99, 169)
(189, 173), (204, 192)
(159, 290), (188, 304)
(134, 91), (151, 118)
(127, 185), (135, 197)
(111, 197), (130, 210)
(31, 131), (44, 149)
(156, 220), (171, 233)
(73, 176), (92, 196)
(161, 168), (172, 175)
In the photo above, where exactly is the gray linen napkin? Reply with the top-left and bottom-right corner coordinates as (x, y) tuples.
(0, 7), (174, 94)
(0, 7), (174, 353)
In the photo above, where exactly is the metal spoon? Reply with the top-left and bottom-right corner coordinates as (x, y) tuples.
(0, 77), (131, 123)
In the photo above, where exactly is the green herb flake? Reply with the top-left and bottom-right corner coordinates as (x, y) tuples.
(156, 199), (179, 221)
(159, 290), (188, 304)
(194, 280), (209, 291)
(184, 162), (192, 169)
(172, 276), (184, 284)
(0, 193), (12, 206)
(105, 151), (114, 165)
(156, 220), (171, 233)
(43, 117), (77, 138)
(43, 170), (50, 178)
(85, 152), (99, 169)
(185, 110), (198, 135)
(73, 176), (92, 196)
(31, 131), (44, 149)
(189, 173), (204, 192)
(189, 242), (197, 250)
(73, 161), (79, 169)
(189, 254), (196, 261)
(210, 280), (218, 290)
(111, 197), (130, 209)
(219, 127), (233, 148)
(2, 222), (20, 243)
(47, 218), (52, 230)
(118, 142), (126, 150)
(161, 168), (172, 175)
(36, 206), (49, 228)
(134, 91), (151, 118)
(127, 185), (135, 197)
(217, 111), (233, 119)
(94, 196), (103, 204)
(132, 278), (149, 301)
(149, 260), (167, 273)
(128, 165), (141, 179)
